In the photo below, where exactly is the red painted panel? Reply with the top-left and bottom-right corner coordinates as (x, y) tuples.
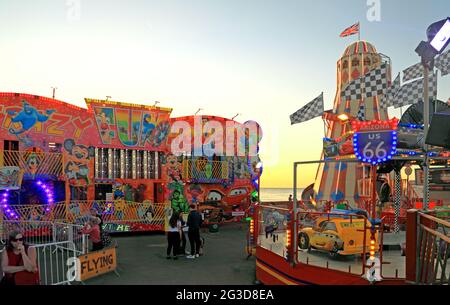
(256, 247), (405, 285)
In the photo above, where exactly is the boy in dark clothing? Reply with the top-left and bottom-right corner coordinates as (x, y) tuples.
(186, 204), (203, 259)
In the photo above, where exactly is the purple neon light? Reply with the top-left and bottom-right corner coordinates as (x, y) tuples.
(0, 190), (18, 219)
(36, 181), (55, 213)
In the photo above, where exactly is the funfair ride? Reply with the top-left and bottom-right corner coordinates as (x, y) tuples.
(247, 41), (450, 285)
(0, 94), (262, 237)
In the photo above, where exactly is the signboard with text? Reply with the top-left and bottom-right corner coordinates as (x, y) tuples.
(352, 119), (399, 165)
(77, 247), (117, 281)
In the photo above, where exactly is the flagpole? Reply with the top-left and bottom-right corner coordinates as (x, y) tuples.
(358, 22), (361, 41)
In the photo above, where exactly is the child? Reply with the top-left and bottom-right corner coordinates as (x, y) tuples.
(81, 217), (103, 252)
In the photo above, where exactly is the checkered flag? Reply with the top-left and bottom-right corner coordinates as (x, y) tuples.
(402, 62), (423, 82)
(341, 64), (388, 101)
(393, 73), (437, 109)
(436, 50), (450, 77)
(290, 93), (324, 125)
(356, 103), (365, 121)
(379, 73), (401, 109)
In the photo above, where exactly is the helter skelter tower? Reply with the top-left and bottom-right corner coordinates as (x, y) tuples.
(313, 41), (392, 207)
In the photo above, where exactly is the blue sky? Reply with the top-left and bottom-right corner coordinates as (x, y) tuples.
(0, 0), (449, 187)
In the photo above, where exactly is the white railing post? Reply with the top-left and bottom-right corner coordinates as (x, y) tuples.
(52, 222), (57, 243)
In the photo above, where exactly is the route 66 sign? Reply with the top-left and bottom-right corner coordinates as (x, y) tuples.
(352, 118), (399, 165)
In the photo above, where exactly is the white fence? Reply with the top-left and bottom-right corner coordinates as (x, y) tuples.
(32, 241), (78, 285)
(1, 221), (87, 255)
(1, 220), (86, 285)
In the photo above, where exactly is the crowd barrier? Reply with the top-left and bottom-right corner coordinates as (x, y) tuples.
(1, 220), (87, 255)
(32, 241), (78, 285)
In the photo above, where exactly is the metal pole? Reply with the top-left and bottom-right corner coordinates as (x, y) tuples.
(371, 165), (377, 219)
(394, 170), (401, 233)
(257, 176), (260, 203)
(292, 163), (298, 265)
(422, 60), (430, 211)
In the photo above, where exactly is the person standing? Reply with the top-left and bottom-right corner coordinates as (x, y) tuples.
(186, 204), (203, 259)
(81, 217), (103, 252)
(179, 213), (189, 255)
(166, 212), (182, 260)
(90, 207), (112, 248)
(90, 208), (103, 232)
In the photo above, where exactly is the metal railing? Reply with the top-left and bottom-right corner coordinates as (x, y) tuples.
(64, 200), (167, 226)
(401, 179), (421, 209)
(0, 149), (63, 177)
(415, 210), (450, 284)
(3, 201), (169, 229)
(1, 220), (87, 255)
(251, 201), (405, 279)
(32, 241), (78, 285)
(294, 209), (374, 276)
(256, 204), (291, 259)
(182, 159), (229, 181)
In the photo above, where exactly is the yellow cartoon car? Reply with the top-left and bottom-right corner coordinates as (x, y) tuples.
(298, 216), (377, 258)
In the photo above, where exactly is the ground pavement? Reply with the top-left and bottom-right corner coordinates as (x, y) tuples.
(85, 222), (256, 285)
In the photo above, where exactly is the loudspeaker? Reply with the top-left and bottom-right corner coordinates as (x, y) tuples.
(426, 111), (450, 149)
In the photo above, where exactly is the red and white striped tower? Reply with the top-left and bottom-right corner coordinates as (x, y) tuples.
(313, 41), (391, 208)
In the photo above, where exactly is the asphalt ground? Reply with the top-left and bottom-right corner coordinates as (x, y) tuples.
(84, 222), (257, 285)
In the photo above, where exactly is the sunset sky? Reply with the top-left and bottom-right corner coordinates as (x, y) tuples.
(0, 0), (449, 188)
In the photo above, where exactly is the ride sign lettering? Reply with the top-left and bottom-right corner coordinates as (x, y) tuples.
(352, 119), (399, 165)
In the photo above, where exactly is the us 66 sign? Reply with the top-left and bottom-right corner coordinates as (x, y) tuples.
(351, 118), (399, 165)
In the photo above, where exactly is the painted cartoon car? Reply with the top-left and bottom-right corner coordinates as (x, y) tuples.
(223, 187), (250, 207)
(298, 216), (378, 257)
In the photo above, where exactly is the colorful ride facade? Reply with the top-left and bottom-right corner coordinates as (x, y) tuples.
(0, 93), (262, 232)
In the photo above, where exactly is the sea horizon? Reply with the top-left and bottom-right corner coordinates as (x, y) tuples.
(260, 187), (304, 202)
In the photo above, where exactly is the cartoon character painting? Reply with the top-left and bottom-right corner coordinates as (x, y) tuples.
(204, 162), (213, 179)
(224, 187), (249, 207)
(141, 114), (156, 146)
(7, 100), (55, 135)
(0, 166), (22, 190)
(115, 200), (126, 220)
(113, 183), (125, 200)
(25, 152), (40, 177)
(63, 139), (94, 186)
(28, 207), (45, 227)
(205, 190), (224, 203)
(187, 184), (204, 204)
(171, 189), (189, 214)
(150, 121), (170, 147)
(233, 157), (250, 179)
(166, 155), (182, 181)
(69, 201), (81, 218)
(94, 108), (115, 144)
(137, 200), (155, 222)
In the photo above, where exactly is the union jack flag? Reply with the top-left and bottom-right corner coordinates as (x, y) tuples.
(340, 22), (360, 38)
